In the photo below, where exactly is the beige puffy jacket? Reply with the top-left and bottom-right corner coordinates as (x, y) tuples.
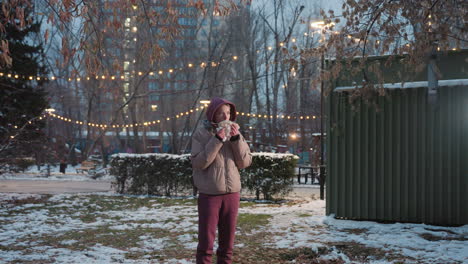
(191, 127), (252, 195)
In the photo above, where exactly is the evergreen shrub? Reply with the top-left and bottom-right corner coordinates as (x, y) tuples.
(110, 152), (298, 200)
(110, 154), (192, 196)
(241, 153), (298, 200)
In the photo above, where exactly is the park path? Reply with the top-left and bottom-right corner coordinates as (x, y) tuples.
(0, 180), (113, 194)
(0, 179), (323, 199)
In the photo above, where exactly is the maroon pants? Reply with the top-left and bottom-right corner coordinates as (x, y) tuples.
(196, 192), (240, 264)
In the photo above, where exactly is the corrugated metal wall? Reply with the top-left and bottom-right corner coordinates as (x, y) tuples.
(326, 86), (468, 225)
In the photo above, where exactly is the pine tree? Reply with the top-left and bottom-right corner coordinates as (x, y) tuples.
(0, 2), (49, 169)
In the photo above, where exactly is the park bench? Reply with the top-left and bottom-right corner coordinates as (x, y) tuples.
(297, 165), (319, 184)
(76, 160), (97, 174)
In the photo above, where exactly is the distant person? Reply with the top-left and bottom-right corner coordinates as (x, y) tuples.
(191, 97), (252, 264)
(59, 158), (67, 174)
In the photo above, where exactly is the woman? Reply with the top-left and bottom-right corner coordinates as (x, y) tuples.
(191, 97), (252, 264)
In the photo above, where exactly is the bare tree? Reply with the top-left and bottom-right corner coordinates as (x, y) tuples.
(319, 0), (467, 98)
(3, 0), (322, 157)
(250, 0), (305, 151)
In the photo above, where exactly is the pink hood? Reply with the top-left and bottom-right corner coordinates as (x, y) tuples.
(206, 97), (237, 122)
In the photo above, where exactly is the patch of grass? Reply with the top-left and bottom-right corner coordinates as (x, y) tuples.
(3, 196), (98, 219)
(124, 251), (148, 260)
(237, 213), (271, 232)
(298, 213), (312, 217)
(162, 243), (193, 259)
(125, 250), (177, 262)
(279, 247), (330, 262)
(239, 201), (257, 208)
(124, 249), (180, 262)
(340, 228), (368, 235)
(163, 218), (176, 224)
(1, 194), (52, 207)
(82, 195), (143, 211)
(233, 232), (336, 264)
(79, 213), (98, 223)
(30, 195), (198, 220)
(234, 231), (285, 263)
(83, 195), (197, 210)
(8, 259), (55, 264)
(159, 198), (196, 206)
(30, 225), (172, 251)
(424, 228), (457, 235)
(121, 219), (158, 225)
(420, 233), (468, 241)
(236, 231), (270, 249)
(329, 242), (413, 263)
(0, 244), (28, 252)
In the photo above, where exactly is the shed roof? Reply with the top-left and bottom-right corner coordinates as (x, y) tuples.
(335, 78), (468, 92)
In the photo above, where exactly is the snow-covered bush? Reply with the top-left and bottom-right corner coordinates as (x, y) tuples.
(109, 153), (192, 196)
(110, 152), (298, 200)
(241, 153), (298, 200)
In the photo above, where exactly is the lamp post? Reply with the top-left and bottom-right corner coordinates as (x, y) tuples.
(310, 20), (330, 200)
(289, 132), (298, 155)
(44, 108), (55, 177)
(319, 50), (326, 200)
(44, 108), (56, 141)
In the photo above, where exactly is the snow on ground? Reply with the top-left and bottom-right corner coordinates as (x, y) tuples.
(260, 199), (468, 263)
(0, 192), (466, 263)
(0, 192), (200, 263)
(0, 193), (44, 202)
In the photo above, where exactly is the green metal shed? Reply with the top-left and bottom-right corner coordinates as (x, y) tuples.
(326, 50), (468, 226)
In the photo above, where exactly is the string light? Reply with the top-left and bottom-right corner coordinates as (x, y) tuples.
(3, 27), (396, 85)
(0, 30), (338, 83)
(45, 108), (318, 128)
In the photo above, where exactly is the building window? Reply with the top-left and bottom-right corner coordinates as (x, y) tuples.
(124, 61), (130, 71)
(148, 82), (158, 90)
(175, 40), (185, 48)
(178, 17), (197, 26)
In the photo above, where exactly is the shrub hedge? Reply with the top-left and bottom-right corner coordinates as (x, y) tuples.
(109, 153), (192, 196)
(241, 153), (298, 200)
(110, 152), (298, 200)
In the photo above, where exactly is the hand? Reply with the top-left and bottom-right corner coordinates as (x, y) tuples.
(216, 128), (226, 140)
(230, 123), (240, 137)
